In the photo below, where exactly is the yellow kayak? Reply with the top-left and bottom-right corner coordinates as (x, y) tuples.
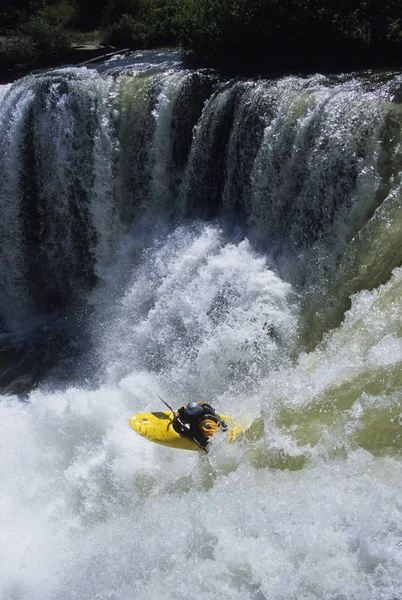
(129, 410), (244, 451)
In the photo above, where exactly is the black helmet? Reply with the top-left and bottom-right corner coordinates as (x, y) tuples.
(184, 402), (203, 416)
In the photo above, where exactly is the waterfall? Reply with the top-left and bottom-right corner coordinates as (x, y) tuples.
(1, 51), (402, 600)
(1, 62), (401, 339)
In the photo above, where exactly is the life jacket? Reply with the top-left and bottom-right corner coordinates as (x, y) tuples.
(175, 402), (220, 445)
(198, 402), (220, 423)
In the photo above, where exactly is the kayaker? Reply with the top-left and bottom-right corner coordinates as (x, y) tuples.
(173, 401), (227, 449)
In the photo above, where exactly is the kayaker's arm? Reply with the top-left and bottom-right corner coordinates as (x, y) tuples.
(173, 411), (190, 432)
(173, 412), (208, 453)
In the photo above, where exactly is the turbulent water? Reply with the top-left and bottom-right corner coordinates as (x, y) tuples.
(1, 51), (402, 599)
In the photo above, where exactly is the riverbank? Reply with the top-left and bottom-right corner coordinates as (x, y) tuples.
(3, 41), (402, 88)
(0, 38), (116, 84)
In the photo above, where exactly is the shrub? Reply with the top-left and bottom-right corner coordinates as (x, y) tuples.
(103, 13), (147, 48)
(42, 0), (76, 27)
(20, 15), (71, 55)
(101, 0), (179, 48)
(101, 0), (144, 28)
(2, 34), (38, 66)
(145, 0), (179, 47)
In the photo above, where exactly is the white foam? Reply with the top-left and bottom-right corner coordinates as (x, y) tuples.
(1, 230), (402, 600)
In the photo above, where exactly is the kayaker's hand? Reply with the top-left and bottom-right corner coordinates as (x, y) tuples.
(173, 414), (190, 432)
(219, 419), (228, 431)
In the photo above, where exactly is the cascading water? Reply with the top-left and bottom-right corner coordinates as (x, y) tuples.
(1, 51), (402, 599)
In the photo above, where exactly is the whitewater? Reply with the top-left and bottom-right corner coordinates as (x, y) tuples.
(0, 51), (401, 600)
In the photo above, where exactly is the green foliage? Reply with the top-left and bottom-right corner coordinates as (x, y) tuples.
(176, 0), (402, 64)
(0, 0), (41, 27)
(101, 0), (180, 49)
(0, 3), (72, 72)
(1, 0), (401, 74)
(71, 0), (108, 31)
(42, 0), (76, 26)
(19, 15), (71, 55)
(2, 35), (39, 66)
(103, 14), (147, 48)
(101, 0), (144, 26)
(145, 0), (180, 47)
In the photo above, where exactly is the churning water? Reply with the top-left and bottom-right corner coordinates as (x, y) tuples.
(0, 51), (402, 599)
